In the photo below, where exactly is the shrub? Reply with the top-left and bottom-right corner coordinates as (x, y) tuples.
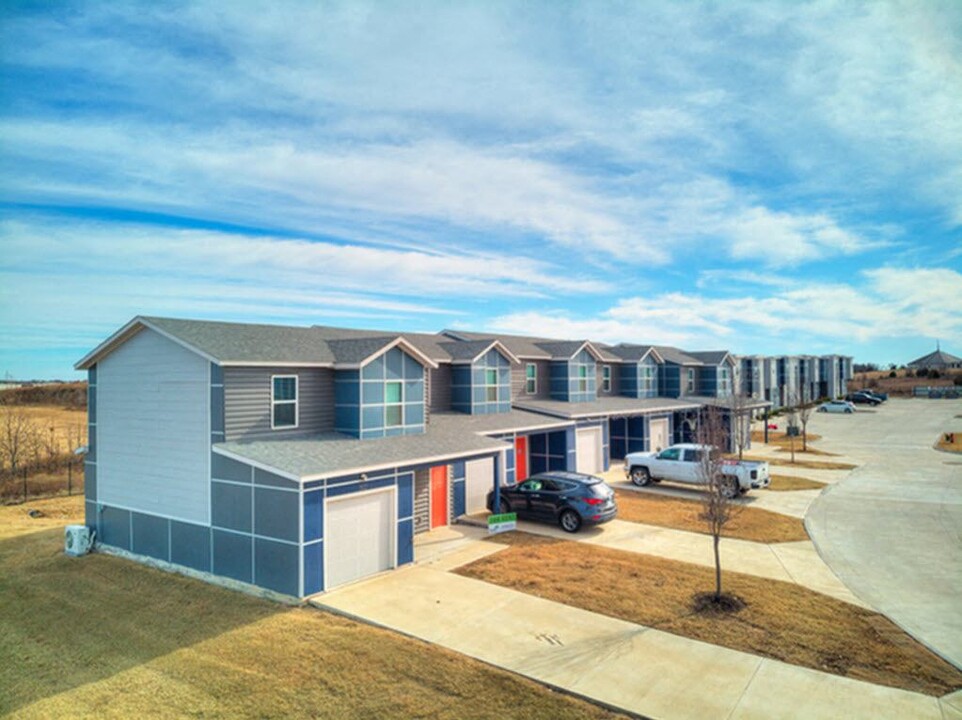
(930, 369), (941, 379)
(889, 371), (897, 378)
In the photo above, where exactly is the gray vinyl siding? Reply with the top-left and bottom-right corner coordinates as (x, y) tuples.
(512, 360), (551, 400)
(224, 367), (334, 441)
(429, 365), (452, 414)
(96, 327), (210, 524)
(414, 468), (430, 534)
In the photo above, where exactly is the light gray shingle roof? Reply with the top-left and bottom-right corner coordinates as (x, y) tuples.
(608, 345), (659, 362)
(652, 345), (703, 366)
(512, 396), (703, 420)
(687, 351), (732, 366)
(215, 409), (568, 480)
(144, 316), (336, 365)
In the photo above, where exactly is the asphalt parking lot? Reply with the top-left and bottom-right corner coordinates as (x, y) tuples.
(806, 398), (962, 669)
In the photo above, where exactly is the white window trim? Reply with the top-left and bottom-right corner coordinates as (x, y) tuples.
(686, 368), (695, 393)
(577, 363), (589, 393)
(602, 365), (611, 392)
(271, 374), (299, 430)
(385, 379), (404, 428)
(525, 363), (537, 394)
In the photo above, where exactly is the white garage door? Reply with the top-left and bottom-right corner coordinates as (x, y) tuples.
(465, 457), (494, 514)
(326, 489), (394, 590)
(576, 426), (602, 474)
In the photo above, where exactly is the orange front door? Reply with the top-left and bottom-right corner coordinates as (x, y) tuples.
(515, 436), (528, 482)
(430, 465), (448, 529)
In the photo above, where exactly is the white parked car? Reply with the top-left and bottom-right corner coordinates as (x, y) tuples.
(818, 400), (856, 414)
(624, 443), (770, 498)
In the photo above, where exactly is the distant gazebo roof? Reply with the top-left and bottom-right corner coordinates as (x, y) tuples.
(907, 346), (962, 369)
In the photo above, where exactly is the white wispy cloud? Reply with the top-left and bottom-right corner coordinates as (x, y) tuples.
(488, 266), (962, 352)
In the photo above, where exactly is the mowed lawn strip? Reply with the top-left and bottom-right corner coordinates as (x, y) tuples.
(455, 532), (962, 697)
(614, 489), (809, 543)
(767, 474), (827, 492)
(0, 497), (623, 720)
(741, 455), (857, 470)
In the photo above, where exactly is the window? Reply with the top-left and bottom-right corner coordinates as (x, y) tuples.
(485, 368), (498, 402)
(385, 380), (403, 427)
(525, 363), (537, 394)
(271, 375), (298, 429)
(641, 365), (656, 393)
(658, 447), (681, 461)
(578, 364), (588, 393)
(686, 368), (695, 393)
(719, 368), (731, 395)
(602, 365), (611, 392)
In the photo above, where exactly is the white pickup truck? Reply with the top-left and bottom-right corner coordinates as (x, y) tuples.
(623, 443), (770, 497)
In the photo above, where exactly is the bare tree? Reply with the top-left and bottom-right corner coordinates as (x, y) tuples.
(695, 405), (740, 603)
(727, 392), (753, 461)
(0, 407), (38, 477)
(798, 400), (815, 452)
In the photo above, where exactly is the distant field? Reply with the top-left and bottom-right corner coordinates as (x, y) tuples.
(0, 381), (87, 409)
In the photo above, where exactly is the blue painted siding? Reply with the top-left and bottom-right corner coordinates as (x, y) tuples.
(451, 349), (511, 414)
(254, 538), (299, 596)
(397, 518), (414, 565)
(528, 430), (568, 474)
(699, 367), (718, 396)
(254, 487), (299, 542)
(211, 481), (252, 533)
(131, 511), (170, 561)
(660, 366), (681, 398)
(334, 369), (361, 435)
(212, 529), (252, 584)
(212, 452), (252, 483)
(170, 520), (211, 572)
(304, 490), (323, 542)
(99, 506), (130, 550)
(451, 461), (466, 516)
(549, 350), (597, 402)
(304, 541), (323, 596)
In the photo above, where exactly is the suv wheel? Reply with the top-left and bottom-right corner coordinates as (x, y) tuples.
(559, 509), (582, 533)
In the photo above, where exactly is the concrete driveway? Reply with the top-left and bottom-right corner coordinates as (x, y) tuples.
(806, 398), (962, 668)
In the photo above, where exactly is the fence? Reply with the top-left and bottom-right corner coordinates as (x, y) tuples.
(0, 456), (85, 505)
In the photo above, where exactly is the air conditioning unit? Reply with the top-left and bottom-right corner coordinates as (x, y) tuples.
(64, 525), (94, 557)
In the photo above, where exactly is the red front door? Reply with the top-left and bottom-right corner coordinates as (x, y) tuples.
(430, 465), (448, 529)
(515, 436), (528, 482)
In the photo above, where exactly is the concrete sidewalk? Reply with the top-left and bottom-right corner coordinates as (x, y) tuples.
(312, 563), (949, 720)
(462, 513), (868, 608)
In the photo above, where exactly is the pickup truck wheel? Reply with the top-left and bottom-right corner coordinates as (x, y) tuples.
(630, 467), (652, 487)
(721, 476), (739, 499)
(559, 509), (582, 533)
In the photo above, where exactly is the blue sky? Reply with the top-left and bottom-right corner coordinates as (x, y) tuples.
(2, 1), (960, 380)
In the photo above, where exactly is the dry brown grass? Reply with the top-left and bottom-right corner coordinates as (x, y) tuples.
(456, 533), (962, 696)
(741, 454), (857, 470)
(614, 490), (808, 543)
(0, 497), (622, 720)
(767, 474), (827, 492)
(5, 405), (87, 447)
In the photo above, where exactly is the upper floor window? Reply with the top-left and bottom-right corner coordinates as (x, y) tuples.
(686, 368), (695, 393)
(385, 380), (403, 427)
(641, 365), (656, 393)
(578, 364), (588, 393)
(719, 367), (731, 395)
(525, 363), (537, 394)
(272, 375), (298, 429)
(602, 365), (611, 392)
(485, 369), (498, 402)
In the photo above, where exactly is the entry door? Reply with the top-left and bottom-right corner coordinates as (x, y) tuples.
(576, 427), (602, 474)
(650, 418), (669, 452)
(514, 436), (528, 482)
(430, 465), (448, 529)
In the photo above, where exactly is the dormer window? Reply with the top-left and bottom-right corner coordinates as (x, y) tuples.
(602, 365), (611, 392)
(385, 380), (403, 427)
(686, 369), (695, 393)
(485, 369), (498, 402)
(271, 375), (298, 429)
(525, 363), (537, 394)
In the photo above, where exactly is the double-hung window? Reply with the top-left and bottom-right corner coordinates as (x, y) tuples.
(485, 369), (498, 402)
(686, 368), (695, 393)
(602, 365), (611, 392)
(385, 380), (403, 427)
(578, 365), (588, 393)
(719, 368), (731, 395)
(272, 375), (298, 429)
(525, 363), (537, 394)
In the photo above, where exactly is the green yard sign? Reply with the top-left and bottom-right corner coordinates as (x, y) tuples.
(487, 512), (517, 534)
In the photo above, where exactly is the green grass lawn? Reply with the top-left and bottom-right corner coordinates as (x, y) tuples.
(0, 497), (622, 720)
